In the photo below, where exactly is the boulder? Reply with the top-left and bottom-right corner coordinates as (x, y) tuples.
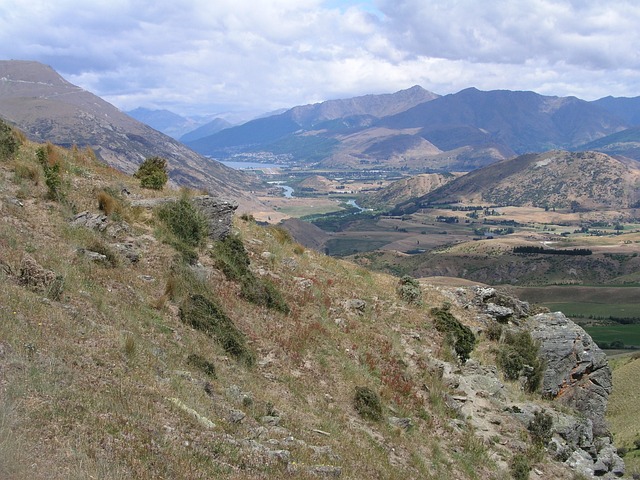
(527, 312), (611, 437)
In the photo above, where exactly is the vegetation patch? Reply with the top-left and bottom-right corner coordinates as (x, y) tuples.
(510, 453), (531, 480)
(157, 197), (209, 248)
(431, 305), (476, 362)
(353, 386), (383, 421)
(497, 330), (544, 393)
(134, 156), (168, 190)
(397, 275), (422, 305)
(186, 353), (217, 378)
(212, 235), (290, 313)
(36, 143), (65, 201)
(179, 293), (254, 366)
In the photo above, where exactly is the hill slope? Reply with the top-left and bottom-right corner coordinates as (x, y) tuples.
(0, 120), (626, 479)
(0, 60), (261, 202)
(394, 150), (640, 214)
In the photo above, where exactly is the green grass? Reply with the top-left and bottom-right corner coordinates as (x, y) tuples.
(583, 324), (640, 347)
(543, 302), (640, 318)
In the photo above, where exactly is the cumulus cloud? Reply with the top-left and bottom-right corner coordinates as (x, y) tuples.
(0, 0), (639, 117)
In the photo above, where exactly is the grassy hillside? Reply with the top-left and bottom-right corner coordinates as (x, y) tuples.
(608, 354), (640, 476)
(0, 121), (606, 479)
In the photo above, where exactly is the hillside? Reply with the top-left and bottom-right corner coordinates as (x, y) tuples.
(358, 173), (461, 209)
(0, 121), (629, 479)
(578, 127), (640, 161)
(0, 60), (262, 204)
(393, 150), (640, 214)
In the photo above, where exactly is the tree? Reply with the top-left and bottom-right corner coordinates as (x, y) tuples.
(134, 156), (168, 190)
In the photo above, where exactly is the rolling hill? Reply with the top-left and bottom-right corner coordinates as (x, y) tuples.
(392, 150), (640, 214)
(0, 60), (262, 202)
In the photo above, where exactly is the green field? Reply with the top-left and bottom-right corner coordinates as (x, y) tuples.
(583, 324), (640, 348)
(543, 302), (640, 319)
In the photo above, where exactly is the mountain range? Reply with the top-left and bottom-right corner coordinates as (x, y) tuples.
(184, 86), (640, 171)
(0, 60), (261, 203)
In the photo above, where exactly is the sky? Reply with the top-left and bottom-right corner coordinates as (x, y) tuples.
(1, 0), (640, 120)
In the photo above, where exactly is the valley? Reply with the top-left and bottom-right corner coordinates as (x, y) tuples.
(231, 158), (640, 351)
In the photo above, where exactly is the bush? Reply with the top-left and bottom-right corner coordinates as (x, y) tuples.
(510, 453), (531, 480)
(180, 294), (254, 366)
(97, 191), (117, 216)
(431, 306), (476, 362)
(397, 275), (422, 304)
(212, 235), (290, 313)
(497, 330), (544, 393)
(134, 156), (168, 190)
(157, 197), (209, 248)
(0, 118), (20, 161)
(36, 145), (64, 201)
(354, 386), (382, 421)
(186, 353), (217, 378)
(528, 410), (553, 445)
(486, 321), (503, 341)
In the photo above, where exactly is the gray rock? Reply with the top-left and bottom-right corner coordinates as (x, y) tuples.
(565, 448), (595, 477)
(70, 211), (108, 231)
(527, 312), (612, 437)
(261, 415), (281, 426)
(388, 416), (413, 430)
(343, 299), (366, 313)
(228, 409), (246, 424)
(484, 303), (513, 321)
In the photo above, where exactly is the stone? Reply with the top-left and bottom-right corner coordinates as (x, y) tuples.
(565, 449), (595, 477)
(261, 415), (281, 426)
(343, 299), (366, 313)
(70, 211), (108, 231)
(388, 416), (413, 430)
(228, 409), (246, 424)
(484, 303), (513, 321)
(527, 312), (612, 437)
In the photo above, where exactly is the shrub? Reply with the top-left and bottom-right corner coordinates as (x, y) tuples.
(87, 239), (119, 267)
(212, 235), (290, 313)
(186, 353), (217, 378)
(97, 191), (117, 216)
(134, 156), (168, 190)
(497, 330), (544, 392)
(268, 226), (292, 244)
(397, 275), (422, 304)
(157, 197), (209, 248)
(431, 306), (476, 362)
(179, 294), (254, 366)
(510, 453), (531, 480)
(0, 118), (20, 161)
(354, 386), (382, 421)
(486, 321), (503, 341)
(528, 409), (553, 445)
(36, 145), (64, 201)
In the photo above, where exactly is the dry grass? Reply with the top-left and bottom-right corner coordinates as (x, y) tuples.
(0, 134), (583, 479)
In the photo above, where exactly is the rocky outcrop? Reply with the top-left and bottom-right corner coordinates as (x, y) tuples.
(131, 195), (237, 240)
(527, 312), (611, 436)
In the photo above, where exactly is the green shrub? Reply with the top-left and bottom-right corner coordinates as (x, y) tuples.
(212, 235), (290, 313)
(510, 453), (531, 480)
(431, 306), (476, 362)
(397, 275), (422, 304)
(179, 294), (254, 366)
(354, 386), (383, 421)
(157, 197), (209, 248)
(134, 156), (168, 190)
(528, 409), (553, 445)
(0, 118), (20, 161)
(186, 353), (217, 378)
(485, 321), (503, 341)
(36, 145), (64, 201)
(497, 330), (544, 393)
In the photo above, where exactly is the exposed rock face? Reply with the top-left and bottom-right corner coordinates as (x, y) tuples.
(527, 312), (611, 436)
(130, 195), (237, 241)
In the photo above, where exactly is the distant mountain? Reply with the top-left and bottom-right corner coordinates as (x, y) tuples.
(381, 88), (626, 153)
(185, 86), (440, 161)
(592, 96), (640, 126)
(179, 117), (233, 143)
(125, 107), (200, 140)
(578, 127), (640, 160)
(186, 86), (629, 172)
(393, 150), (640, 214)
(0, 60), (262, 202)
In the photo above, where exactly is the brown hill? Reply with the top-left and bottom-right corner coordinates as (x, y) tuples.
(297, 174), (334, 192)
(359, 173), (461, 209)
(0, 60), (262, 204)
(394, 150), (640, 213)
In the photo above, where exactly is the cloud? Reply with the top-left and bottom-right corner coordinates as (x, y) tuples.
(1, 0), (639, 118)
